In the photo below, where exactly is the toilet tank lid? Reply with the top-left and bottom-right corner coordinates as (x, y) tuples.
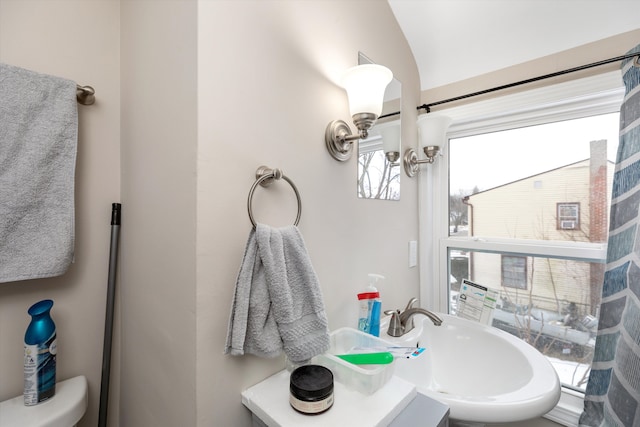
(0, 376), (88, 427)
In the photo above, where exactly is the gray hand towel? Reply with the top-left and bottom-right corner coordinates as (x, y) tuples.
(0, 63), (78, 283)
(225, 224), (330, 363)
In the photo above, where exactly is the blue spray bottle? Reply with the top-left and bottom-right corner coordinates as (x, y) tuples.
(357, 274), (383, 337)
(24, 299), (57, 405)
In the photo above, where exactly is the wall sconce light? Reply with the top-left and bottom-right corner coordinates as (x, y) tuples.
(403, 114), (452, 177)
(377, 121), (401, 163)
(326, 64), (393, 161)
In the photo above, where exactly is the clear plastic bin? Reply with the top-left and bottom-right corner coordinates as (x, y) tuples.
(313, 327), (395, 395)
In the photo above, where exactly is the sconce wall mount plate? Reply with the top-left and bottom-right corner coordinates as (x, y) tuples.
(325, 119), (355, 162)
(403, 148), (420, 177)
(403, 145), (440, 177)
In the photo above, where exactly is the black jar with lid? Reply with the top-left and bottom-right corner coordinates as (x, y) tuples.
(289, 365), (334, 415)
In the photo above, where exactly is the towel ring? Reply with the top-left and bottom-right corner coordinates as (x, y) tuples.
(247, 166), (302, 228)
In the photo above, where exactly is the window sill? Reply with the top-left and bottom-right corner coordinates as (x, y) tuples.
(544, 388), (583, 427)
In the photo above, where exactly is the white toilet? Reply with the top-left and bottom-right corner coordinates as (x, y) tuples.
(0, 376), (88, 427)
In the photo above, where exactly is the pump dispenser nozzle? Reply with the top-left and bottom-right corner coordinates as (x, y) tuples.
(367, 273), (385, 288)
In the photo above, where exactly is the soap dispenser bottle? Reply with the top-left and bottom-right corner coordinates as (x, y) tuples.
(24, 299), (57, 406)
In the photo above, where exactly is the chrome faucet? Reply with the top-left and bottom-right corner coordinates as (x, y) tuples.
(385, 298), (443, 337)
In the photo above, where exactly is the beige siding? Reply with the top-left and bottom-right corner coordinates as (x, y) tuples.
(467, 160), (613, 313)
(471, 161), (591, 241)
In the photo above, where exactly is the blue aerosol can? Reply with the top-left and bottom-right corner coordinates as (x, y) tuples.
(24, 299), (57, 405)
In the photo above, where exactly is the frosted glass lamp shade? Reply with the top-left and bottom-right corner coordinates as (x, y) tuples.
(377, 121), (401, 154)
(404, 114), (452, 177)
(417, 114), (453, 148)
(341, 64), (393, 117)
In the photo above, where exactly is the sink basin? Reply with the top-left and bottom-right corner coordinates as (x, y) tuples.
(381, 313), (561, 424)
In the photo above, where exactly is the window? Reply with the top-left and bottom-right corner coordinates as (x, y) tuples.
(424, 71), (625, 425)
(501, 255), (527, 289)
(557, 203), (580, 230)
(447, 113), (618, 393)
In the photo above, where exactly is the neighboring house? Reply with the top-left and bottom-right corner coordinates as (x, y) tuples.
(464, 140), (613, 317)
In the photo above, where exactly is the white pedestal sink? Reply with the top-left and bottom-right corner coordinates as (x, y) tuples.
(381, 313), (561, 425)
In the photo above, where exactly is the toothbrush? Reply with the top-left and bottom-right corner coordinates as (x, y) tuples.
(335, 352), (394, 365)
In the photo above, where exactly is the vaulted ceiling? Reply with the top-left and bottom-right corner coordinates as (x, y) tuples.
(388, 0), (640, 91)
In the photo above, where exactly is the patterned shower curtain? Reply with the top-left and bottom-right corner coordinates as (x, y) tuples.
(580, 45), (640, 427)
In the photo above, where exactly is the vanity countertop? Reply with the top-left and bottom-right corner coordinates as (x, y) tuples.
(242, 369), (417, 427)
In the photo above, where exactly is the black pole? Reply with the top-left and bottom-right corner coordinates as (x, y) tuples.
(98, 203), (121, 427)
(418, 52), (640, 112)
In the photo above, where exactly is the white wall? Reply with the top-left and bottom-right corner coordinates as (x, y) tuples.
(196, 1), (420, 425)
(118, 0), (420, 426)
(0, 1), (121, 426)
(119, 2), (198, 426)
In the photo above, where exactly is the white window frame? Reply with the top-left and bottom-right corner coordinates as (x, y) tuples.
(558, 202), (580, 230)
(418, 70), (624, 426)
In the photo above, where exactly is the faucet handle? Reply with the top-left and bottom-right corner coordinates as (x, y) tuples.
(405, 297), (418, 311)
(384, 309), (403, 337)
(404, 298), (418, 330)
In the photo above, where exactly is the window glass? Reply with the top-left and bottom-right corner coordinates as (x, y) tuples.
(447, 112), (619, 392)
(449, 249), (597, 391)
(449, 113), (619, 242)
(501, 255), (527, 289)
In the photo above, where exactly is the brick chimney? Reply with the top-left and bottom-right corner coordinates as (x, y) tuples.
(589, 139), (608, 243)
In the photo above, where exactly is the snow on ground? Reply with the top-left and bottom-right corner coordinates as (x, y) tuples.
(549, 357), (590, 391)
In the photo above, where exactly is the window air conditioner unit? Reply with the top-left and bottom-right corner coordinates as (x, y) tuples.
(561, 220), (576, 230)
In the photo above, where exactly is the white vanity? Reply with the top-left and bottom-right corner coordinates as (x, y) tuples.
(241, 327), (449, 427)
(242, 369), (449, 427)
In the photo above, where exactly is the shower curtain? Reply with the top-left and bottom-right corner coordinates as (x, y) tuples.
(580, 45), (640, 427)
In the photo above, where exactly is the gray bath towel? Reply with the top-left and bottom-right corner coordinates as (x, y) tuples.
(225, 224), (330, 362)
(0, 63), (78, 283)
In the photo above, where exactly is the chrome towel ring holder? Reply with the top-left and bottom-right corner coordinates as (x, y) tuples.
(247, 166), (302, 228)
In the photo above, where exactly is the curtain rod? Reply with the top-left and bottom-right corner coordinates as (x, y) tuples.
(416, 52), (640, 113)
